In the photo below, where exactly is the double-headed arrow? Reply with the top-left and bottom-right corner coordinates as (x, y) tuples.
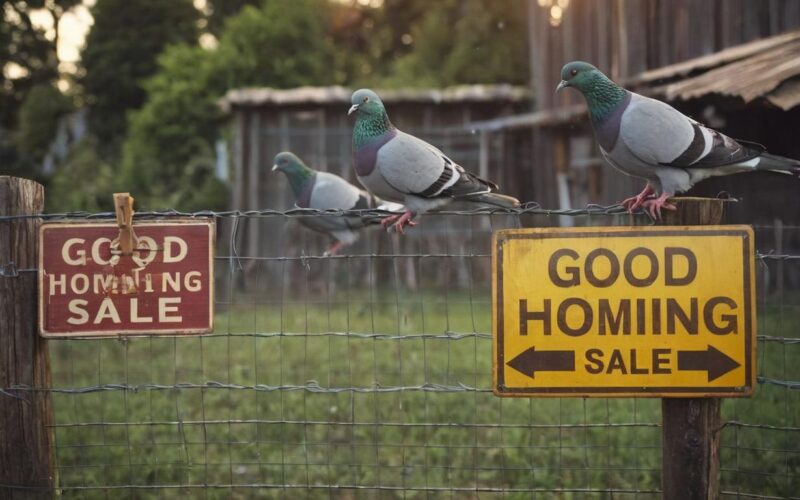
(507, 347), (575, 378)
(677, 345), (740, 382)
(508, 345), (739, 382)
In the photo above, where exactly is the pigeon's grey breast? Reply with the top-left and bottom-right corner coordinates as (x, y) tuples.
(308, 172), (361, 210)
(298, 171), (373, 237)
(375, 131), (449, 195)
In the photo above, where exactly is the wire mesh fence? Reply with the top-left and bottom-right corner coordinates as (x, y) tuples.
(2, 205), (799, 498)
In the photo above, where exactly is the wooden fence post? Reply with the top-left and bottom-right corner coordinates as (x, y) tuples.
(0, 176), (54, 498)
(659, 196), (727, 500)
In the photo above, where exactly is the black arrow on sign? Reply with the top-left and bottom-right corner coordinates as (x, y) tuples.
(507, 347), (575, 378)
(677, 345), (740, 382)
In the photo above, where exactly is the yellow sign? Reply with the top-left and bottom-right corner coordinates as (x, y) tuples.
(493, 226), (756, 398)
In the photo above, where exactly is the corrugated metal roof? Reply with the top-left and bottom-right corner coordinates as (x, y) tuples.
(643, 29), (800, 110)
(218, 85), (531, 113)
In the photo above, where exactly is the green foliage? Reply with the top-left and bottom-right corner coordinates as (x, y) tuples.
(121, 44), (222, 206)
(46, 137), (116, 212)
(81, 0), (200, 146)
(0, 0), (80, 179)
(122, 0), (333, 210)
(0, 1), (62, 127)
(203, 0), (260, 37)
(14, 83), (73, 162)
(389, 0), (529, 87)
(214, 0), (334, 88)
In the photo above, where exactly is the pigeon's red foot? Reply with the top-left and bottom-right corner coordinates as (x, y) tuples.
(324, 241), (345, 257)
(380, 214), (402, 229)
(391, 210), (417, 234)
(620, 184), (655, 213)
(640, 193), (676, 220)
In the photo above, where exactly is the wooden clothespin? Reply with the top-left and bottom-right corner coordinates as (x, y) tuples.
(112, 192), (139, 256)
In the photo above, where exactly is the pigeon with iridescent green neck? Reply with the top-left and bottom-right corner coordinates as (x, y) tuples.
(272, 152), (403, 255)
(557, 61), (800, 219)
(348, 89), (520, 233)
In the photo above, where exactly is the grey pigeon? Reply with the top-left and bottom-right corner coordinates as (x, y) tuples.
(557, 61), (800, 218)
(348, 89), (520, 232)
(272, 152), (403, 255)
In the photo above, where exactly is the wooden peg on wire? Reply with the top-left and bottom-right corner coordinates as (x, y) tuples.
(112, 192), (139, 256)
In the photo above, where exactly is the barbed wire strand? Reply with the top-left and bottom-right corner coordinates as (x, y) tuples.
(3, 209), (798, 497)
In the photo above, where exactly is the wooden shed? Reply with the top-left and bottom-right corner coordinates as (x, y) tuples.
(218, 85), (531, 263)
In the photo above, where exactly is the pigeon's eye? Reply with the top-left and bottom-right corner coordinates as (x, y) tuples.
(362, 96), (369, 103)
(570, 68), (578, 76)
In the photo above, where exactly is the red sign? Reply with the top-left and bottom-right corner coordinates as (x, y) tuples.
(39, 220), (215, 337)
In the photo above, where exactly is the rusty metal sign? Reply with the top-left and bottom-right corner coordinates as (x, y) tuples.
(39, 219), (215, 337)
(493, 226), (756, 398)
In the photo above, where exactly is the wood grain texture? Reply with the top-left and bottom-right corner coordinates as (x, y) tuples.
(659, 197), (724, 500)
(0, 176), (54, 499)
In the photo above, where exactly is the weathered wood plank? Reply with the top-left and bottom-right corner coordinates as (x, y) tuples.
(660, 197), (725, 500)
(0, 176), (54, 499)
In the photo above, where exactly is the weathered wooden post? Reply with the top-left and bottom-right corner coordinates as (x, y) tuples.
(659, 197), (727, 500)
(0, 176), (54, 498)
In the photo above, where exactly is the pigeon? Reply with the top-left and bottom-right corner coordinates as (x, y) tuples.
(348, 89), (520, 233)
(272, 152), (403, 255)
(557, 61), (800, 219)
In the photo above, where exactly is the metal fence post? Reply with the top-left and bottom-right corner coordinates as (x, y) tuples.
(659, 197), (726, 500)
(0, 176), (54, 498)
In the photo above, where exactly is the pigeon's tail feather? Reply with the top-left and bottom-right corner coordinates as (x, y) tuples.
(466, 192), (521, 209)
(757, 153), (800, 177)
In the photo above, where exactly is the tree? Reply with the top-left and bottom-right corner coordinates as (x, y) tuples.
(81, 0), (200, 148)
(388, 0), (529, 87)
(203, 0), (260, 38)
(15, 83), (74, 163)
(46, 136), (116, 212)
(0, 0), (80, 177)
(121, 0), (333, 209)
(0, 0), (79, 125)
(212, 0), (333, 89)
(121, 44), (222, 206)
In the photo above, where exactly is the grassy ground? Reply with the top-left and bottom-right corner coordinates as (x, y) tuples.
(47, 265), (800, 498)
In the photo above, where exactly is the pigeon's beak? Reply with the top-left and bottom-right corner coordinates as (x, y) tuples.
(348, 104), (359, 116)
(556, 80), (569, 93)
(271, 164), (279, 172)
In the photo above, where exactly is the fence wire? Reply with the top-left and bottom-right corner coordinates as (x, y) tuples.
(2, 206), (799, 499)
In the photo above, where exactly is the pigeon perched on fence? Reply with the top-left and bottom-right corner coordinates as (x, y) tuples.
(348, 89), (520, 233)
(272, 152), (403, 255)
(557, 61), (800, 219)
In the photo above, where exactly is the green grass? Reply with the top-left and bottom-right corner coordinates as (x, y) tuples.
(47, 276), (800, 499)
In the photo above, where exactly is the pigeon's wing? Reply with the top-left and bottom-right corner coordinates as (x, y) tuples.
(309, 172), (364, 210)
(303, 172), (377, 233)
(667, 123), (763, 169)
(619, 96), (696, 166)
(377, 131), (496, 199)
(620, 95), (762, 169)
